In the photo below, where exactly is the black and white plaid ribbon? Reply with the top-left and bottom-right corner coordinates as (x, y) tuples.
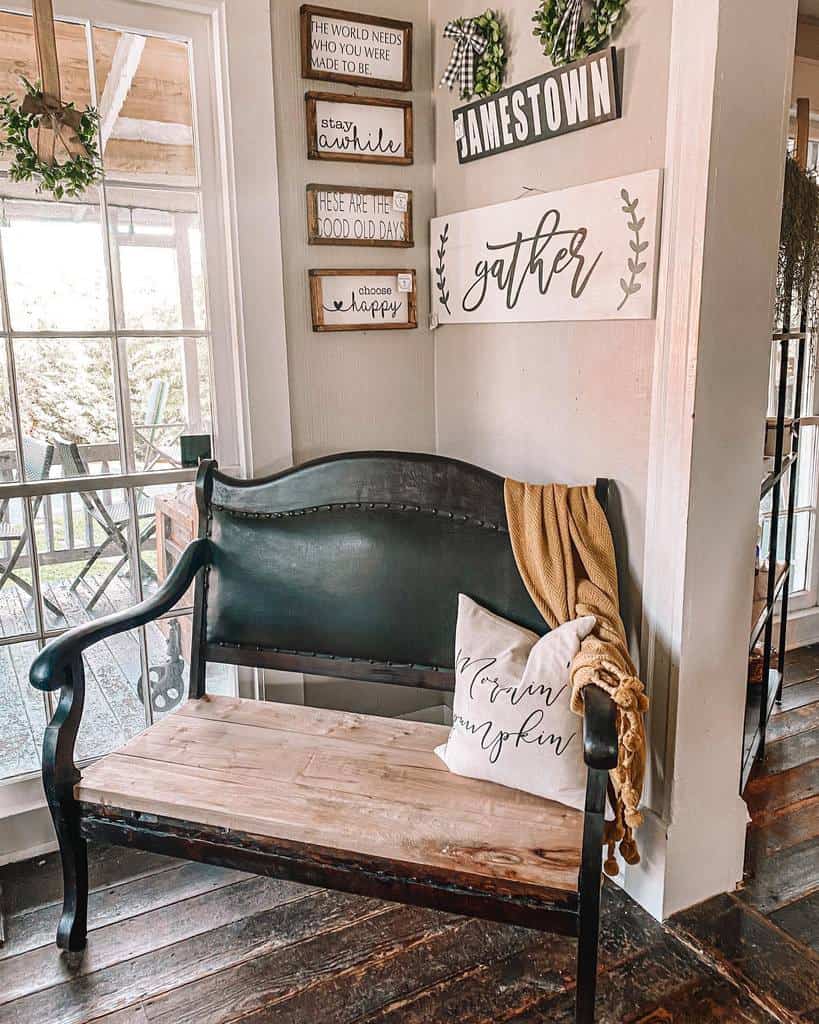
(440, 18), (488, 96)
(553, 0), (582, 63)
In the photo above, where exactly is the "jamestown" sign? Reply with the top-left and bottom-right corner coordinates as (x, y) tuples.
(452, 49), (620, 164)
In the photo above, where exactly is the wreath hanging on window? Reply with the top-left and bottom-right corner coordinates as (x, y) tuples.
(532, 0), (629, 67)
(440, 10), (507, 102)
(0, 0), (101, 200)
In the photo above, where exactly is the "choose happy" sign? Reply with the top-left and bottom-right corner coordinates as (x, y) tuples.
(309, 269), (417, 331)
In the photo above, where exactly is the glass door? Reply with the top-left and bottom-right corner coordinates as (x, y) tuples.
(0, 1), (239, 782)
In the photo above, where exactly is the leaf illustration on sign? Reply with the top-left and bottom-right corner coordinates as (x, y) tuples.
(618, 188), (648, 311)
(436, 223), (452, 315)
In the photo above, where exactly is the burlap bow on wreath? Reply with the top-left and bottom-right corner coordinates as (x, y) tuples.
(0, 0), (100, 198)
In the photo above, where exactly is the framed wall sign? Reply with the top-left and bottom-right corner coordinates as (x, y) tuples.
(430, 169), (662, 324)
(452, 48), (620, 164)
(300, 5), (412, 91)
(306, 92), (413, 165)
(309, 268), (417, 330)
(306, 185), (413, 247)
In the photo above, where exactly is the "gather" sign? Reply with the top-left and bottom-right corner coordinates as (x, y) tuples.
(430, 169), (662, 324)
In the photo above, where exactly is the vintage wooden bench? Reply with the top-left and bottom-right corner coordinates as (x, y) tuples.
(30, 452), (619, 1024)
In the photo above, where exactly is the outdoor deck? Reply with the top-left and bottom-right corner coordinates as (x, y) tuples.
(0, 574), (219, 781)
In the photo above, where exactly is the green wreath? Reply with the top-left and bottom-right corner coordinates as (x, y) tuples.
(532, 0), (628, 67)
(0, 78), (101, 200)
(471, 10), (507, 100)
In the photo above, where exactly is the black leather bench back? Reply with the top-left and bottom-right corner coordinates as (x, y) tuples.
(200, 452), (549, 689)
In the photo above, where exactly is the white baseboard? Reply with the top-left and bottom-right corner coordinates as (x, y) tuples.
(778, 606), (819, 650)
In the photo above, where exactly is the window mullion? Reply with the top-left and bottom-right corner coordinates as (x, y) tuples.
(85, 18), (135, 478)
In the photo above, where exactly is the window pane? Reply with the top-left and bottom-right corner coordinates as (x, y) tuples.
(0, 345), (17, 481)
(109, 200), (206, 330)
(0, 497), (36, 637)
(145, 613), (190, 718)
(0, 14), (91, 165)
(138, 481), (195, 604)
(796, 425), (816, 508)
(0, 199), (110, 331)
(125, 337), (212, 471)
(78, 626), (146, 760)
(14, 338), (121, 477)
(93, 29), (196, 186)
(760, 509), (813, 593)
(32, 487), (139, 630)
(0, 639), (43, 779)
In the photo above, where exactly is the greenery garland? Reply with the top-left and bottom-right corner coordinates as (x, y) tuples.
(470, 10), (507, 100)
(779, 154), (819, 327)
(0, 78), (101, 200)
(532, 0), (628, 66)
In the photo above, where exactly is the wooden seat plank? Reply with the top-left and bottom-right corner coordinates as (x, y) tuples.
(76, 696), (583, 898)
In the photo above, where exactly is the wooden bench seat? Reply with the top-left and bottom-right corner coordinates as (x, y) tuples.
(31, 453), (620, 1022)
(77, 694), (584, 901)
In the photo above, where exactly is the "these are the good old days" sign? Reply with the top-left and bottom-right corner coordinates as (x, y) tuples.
(452, 49), (620, 164)
(306, 185), (413, 246)
(430, 169), (662, 325)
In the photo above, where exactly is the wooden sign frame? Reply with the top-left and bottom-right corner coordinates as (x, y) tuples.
(306, 184), (413, 247)
(309, 268), (418, 331)
(300, 5), (412, 91)
(305, 91), (413, 165)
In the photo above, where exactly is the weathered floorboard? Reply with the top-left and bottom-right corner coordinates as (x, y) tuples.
(0, 860), (244, 962)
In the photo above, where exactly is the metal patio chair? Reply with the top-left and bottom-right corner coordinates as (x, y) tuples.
(133, 379), (185, 471)
(0, 438), (63, 620)
(52, 439), (157, 612)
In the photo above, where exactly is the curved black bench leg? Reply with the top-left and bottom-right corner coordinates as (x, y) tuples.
(575, 766), (607, 1023)
(42, 656), (89, 953)
(52, 801), (88, 952)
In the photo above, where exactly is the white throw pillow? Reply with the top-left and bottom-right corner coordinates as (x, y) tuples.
(435, 594), (596, 811)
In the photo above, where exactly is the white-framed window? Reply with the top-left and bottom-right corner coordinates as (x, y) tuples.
(761, 334), (819, 608)
(0, 0), (245, 783)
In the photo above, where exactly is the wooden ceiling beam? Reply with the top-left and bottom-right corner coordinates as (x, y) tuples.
(98, 32), (146, 151)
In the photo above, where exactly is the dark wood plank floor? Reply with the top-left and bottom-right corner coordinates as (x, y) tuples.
(0, 650), (816, 1024)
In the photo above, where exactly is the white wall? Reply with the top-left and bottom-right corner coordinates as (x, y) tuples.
(430, 0), (673, 652)
(269, 0), (436, 463)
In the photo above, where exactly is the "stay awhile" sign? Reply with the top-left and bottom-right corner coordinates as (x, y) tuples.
(430, 169), (662, 324)
(452, 49), (620, 164)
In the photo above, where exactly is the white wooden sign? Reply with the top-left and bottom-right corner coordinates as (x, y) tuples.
(306, 92), (412, 165)
(300, 5), (412, 91)
(306, 185), (413, 246)
(309, 269), (417, 331)
(430, 169), (663, 324)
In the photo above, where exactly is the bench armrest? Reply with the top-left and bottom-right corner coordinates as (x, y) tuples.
(582, 684), (618, 770)
(30, 538), (210, 692)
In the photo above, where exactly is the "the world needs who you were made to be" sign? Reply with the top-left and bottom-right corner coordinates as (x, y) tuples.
(430, 169), (662, 325)
(452, 48), (620, 164)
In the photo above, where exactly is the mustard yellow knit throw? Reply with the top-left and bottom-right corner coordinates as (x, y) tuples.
(504, 479), (648, 875)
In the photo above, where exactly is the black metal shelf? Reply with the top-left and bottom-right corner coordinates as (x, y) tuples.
(744, 324), (808, 787)
(760, 452), (797, 499)
(749, 563), (791, 652)
(741, 669), (781, 791)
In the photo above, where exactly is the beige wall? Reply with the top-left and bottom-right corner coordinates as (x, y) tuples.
(269, 0), (436, 463)
(430, 0), (672, 641)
